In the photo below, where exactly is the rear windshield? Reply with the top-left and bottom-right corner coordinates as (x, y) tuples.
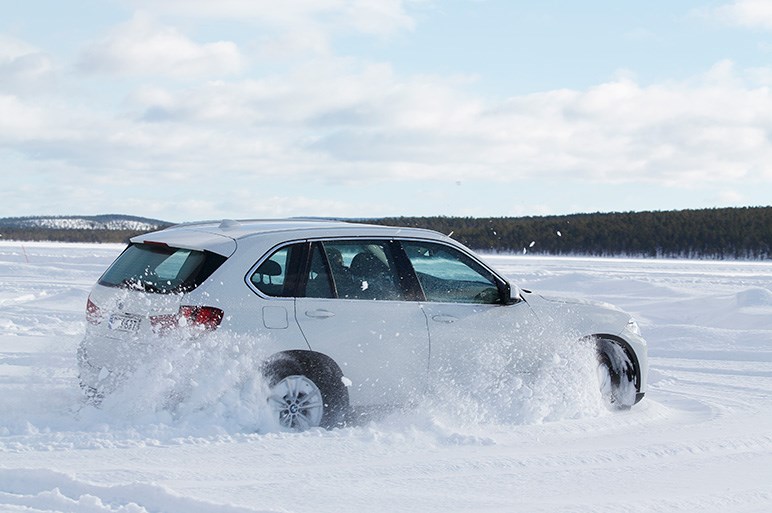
(99, 243), (227, 294)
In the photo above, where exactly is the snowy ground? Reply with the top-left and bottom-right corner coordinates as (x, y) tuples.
(1, 241), (770, 513)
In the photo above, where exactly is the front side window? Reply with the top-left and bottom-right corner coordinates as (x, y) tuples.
(99, 243), (226, 294)
(402, 241), (502, 304)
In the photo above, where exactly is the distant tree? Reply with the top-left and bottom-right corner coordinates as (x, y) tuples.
(1, 208), (770, 259)
(367, 206), (771, 260)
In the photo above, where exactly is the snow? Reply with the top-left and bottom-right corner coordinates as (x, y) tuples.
(1, 241), (771, 512)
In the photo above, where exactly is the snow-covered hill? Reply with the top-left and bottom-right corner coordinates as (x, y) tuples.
(0, 215), (170, 232)
(0, 242), (770, 513)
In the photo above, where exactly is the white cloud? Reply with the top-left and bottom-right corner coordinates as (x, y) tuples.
(122, 0), (418, 58)
(5, 54), (772, 218)
(0, 95), (48, 138)
(77, 13), (244, 77)
(714, 0), (772, 29)
(0, 35), (55, 93)
(128, 0), (342, 20)
(0, 34), (38, 61)
(342, 0), (416, 36)
(127, 0), (417, 35)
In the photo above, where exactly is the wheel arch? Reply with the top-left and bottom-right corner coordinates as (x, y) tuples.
(582, 333), (642, 394)
(262, 349), (350, 405)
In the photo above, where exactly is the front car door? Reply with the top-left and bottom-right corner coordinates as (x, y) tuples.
(400, 240), (540, 388)
(294, 240), (430, 409)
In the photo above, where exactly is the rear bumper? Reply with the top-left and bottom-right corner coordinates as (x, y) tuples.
(77, 338), (132, 399)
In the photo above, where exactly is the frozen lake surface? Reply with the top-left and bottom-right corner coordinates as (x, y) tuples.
(1, 241), (770, 512)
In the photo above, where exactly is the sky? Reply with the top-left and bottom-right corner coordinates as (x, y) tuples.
(2, 0), (772, 222)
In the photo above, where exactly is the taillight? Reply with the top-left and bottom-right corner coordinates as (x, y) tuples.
(178, 306), (224, 331)
(149, 306), (224, 335)
(86, 297), (102, 325)
(149, 313), (178, 334)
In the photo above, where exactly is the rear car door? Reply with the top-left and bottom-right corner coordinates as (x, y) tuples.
(294, 240), (430, 408)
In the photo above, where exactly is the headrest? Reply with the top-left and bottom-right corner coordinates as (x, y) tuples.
(350, 252), (387, 276)
(256, 259), (282, 277)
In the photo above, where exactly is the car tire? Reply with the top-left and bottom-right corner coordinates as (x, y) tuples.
(264, 354), (348, 431)
(595, 338), (637, 409)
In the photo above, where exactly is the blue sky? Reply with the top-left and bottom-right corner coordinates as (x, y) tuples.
(2, 1), (772, 222)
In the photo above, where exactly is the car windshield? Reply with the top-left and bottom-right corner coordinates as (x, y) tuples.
(99, 243), (227, 294)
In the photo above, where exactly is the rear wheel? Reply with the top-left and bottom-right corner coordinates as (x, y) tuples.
(264, 354), (348, 431)
(269, 375), (325, 430)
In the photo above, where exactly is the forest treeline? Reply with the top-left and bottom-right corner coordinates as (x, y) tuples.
(1, 207), (770, 259)
(369, 207), (772, 259)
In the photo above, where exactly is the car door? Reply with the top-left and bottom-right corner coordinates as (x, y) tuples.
(294, 240), (430, 408)
(400, 240), (540, 388)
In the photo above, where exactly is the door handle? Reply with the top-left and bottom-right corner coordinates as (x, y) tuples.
(432, 315), (458, 323)
(306, 309), (335, 319)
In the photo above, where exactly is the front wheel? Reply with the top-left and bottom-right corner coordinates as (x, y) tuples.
(595, 338), (638, 409)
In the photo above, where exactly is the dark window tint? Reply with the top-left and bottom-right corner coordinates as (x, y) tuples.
(321, 241), (402, 300)
(402, 241), (501, 304)
(250, 243), (302, 297)
(305, 243), (334, 298)
(99, 243), (226, 294)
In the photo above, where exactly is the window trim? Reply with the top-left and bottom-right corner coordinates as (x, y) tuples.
(245, 235), (513, 304)
(298, 241), (336, 299)
(300, 237), (423, 302)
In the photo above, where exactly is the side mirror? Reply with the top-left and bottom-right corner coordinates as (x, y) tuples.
(498, 280), (521, 305)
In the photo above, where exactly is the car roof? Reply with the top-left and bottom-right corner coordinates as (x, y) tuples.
(132, 219), (450, 256)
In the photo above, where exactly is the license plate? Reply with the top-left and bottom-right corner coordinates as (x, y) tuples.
(108, 313), (142, 332)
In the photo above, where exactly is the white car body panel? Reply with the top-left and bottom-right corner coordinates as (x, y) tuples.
(78, 219), (648, 414)
(296, 297), (430, 405)
(525, 293), (649, 392)
(420, 301), (541, 383)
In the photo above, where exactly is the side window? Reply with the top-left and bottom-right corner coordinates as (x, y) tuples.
(304, 242), (334, 299)
(322, 240), (402, 300)
(250, 243), (301, 297)
(402, 241), (501, 304)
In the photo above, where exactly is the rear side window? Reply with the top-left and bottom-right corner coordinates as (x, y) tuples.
(250, 243), (304, 297)
(99, 243), (227, 294)
(321, 240), (402, 300)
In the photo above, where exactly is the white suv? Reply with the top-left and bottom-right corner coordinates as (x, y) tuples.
(78, 219), (647, 430)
